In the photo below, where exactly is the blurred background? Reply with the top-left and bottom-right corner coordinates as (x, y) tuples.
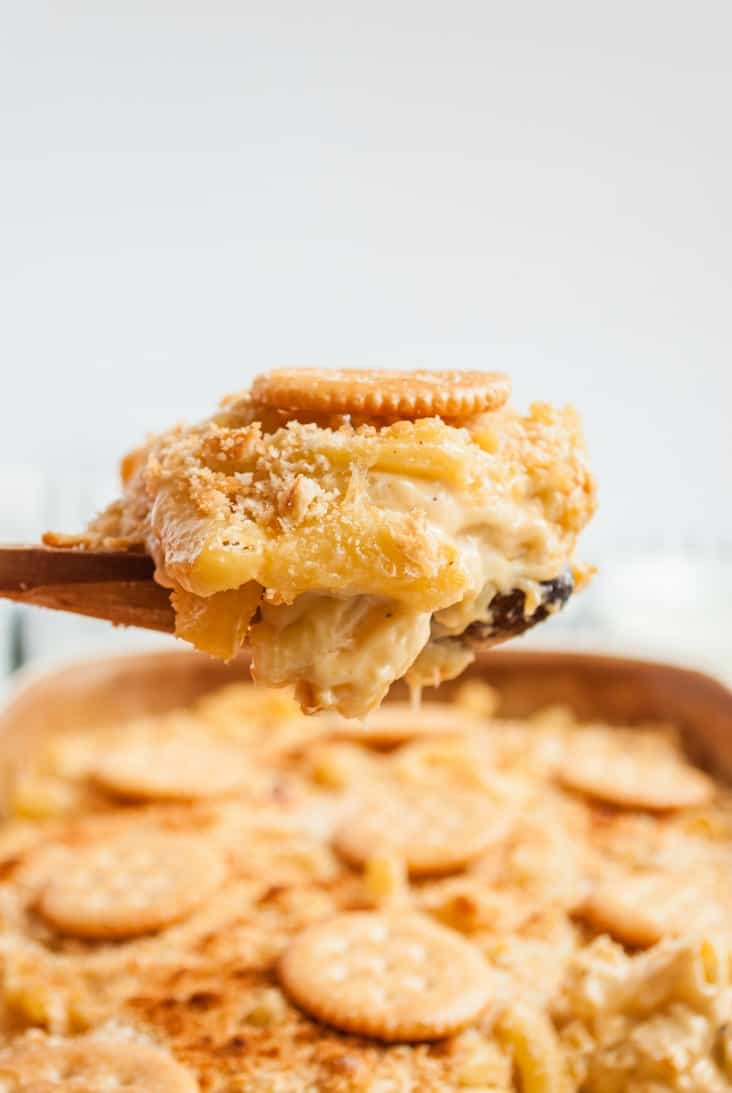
(1, 2), (730, 687)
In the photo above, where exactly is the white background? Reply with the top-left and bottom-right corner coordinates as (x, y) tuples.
(1, 1), (730, 554)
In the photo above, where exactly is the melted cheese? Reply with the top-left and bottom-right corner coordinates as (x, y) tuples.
(59, 400), (596, 716)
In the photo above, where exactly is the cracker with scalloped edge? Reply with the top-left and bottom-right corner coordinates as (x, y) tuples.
(279, 911), (494, 1041)
(34, 831), (225, 940)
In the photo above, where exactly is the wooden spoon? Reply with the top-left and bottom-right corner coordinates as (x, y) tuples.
(0, 545), (573, 643)
(0, 546), (174, 632)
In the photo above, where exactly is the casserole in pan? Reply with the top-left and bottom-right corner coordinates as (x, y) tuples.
(0, 649), (729, 1091)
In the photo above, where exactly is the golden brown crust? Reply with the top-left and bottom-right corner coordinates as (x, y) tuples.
(250, 367), (512, 418)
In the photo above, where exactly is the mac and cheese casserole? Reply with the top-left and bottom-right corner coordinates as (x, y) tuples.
(46, 369), (596, 716)
(0, 679), (729, 1091)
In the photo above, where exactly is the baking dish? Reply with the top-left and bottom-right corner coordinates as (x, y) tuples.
(0, 646), (731, 1090)
(0, 648), (730, 813)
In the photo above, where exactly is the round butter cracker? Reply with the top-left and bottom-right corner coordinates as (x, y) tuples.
(35, 832), (225, 940)
(329, 701), (479, 749)
(279, 911), (493, 1041)
(0, 1031), (198, 1091)
(580, 868), (727, 947)
(92, 735), (251, 801)
(251, 368), (511, 419)
(334, 785), (511, 877)
(559, 733), (713, 811)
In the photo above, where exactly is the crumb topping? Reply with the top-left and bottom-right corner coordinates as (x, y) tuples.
(45, 377), (596, 715)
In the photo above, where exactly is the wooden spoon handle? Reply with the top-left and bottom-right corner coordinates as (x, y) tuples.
(0, 546), (155, 591)
(0, 546), (174, 633)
